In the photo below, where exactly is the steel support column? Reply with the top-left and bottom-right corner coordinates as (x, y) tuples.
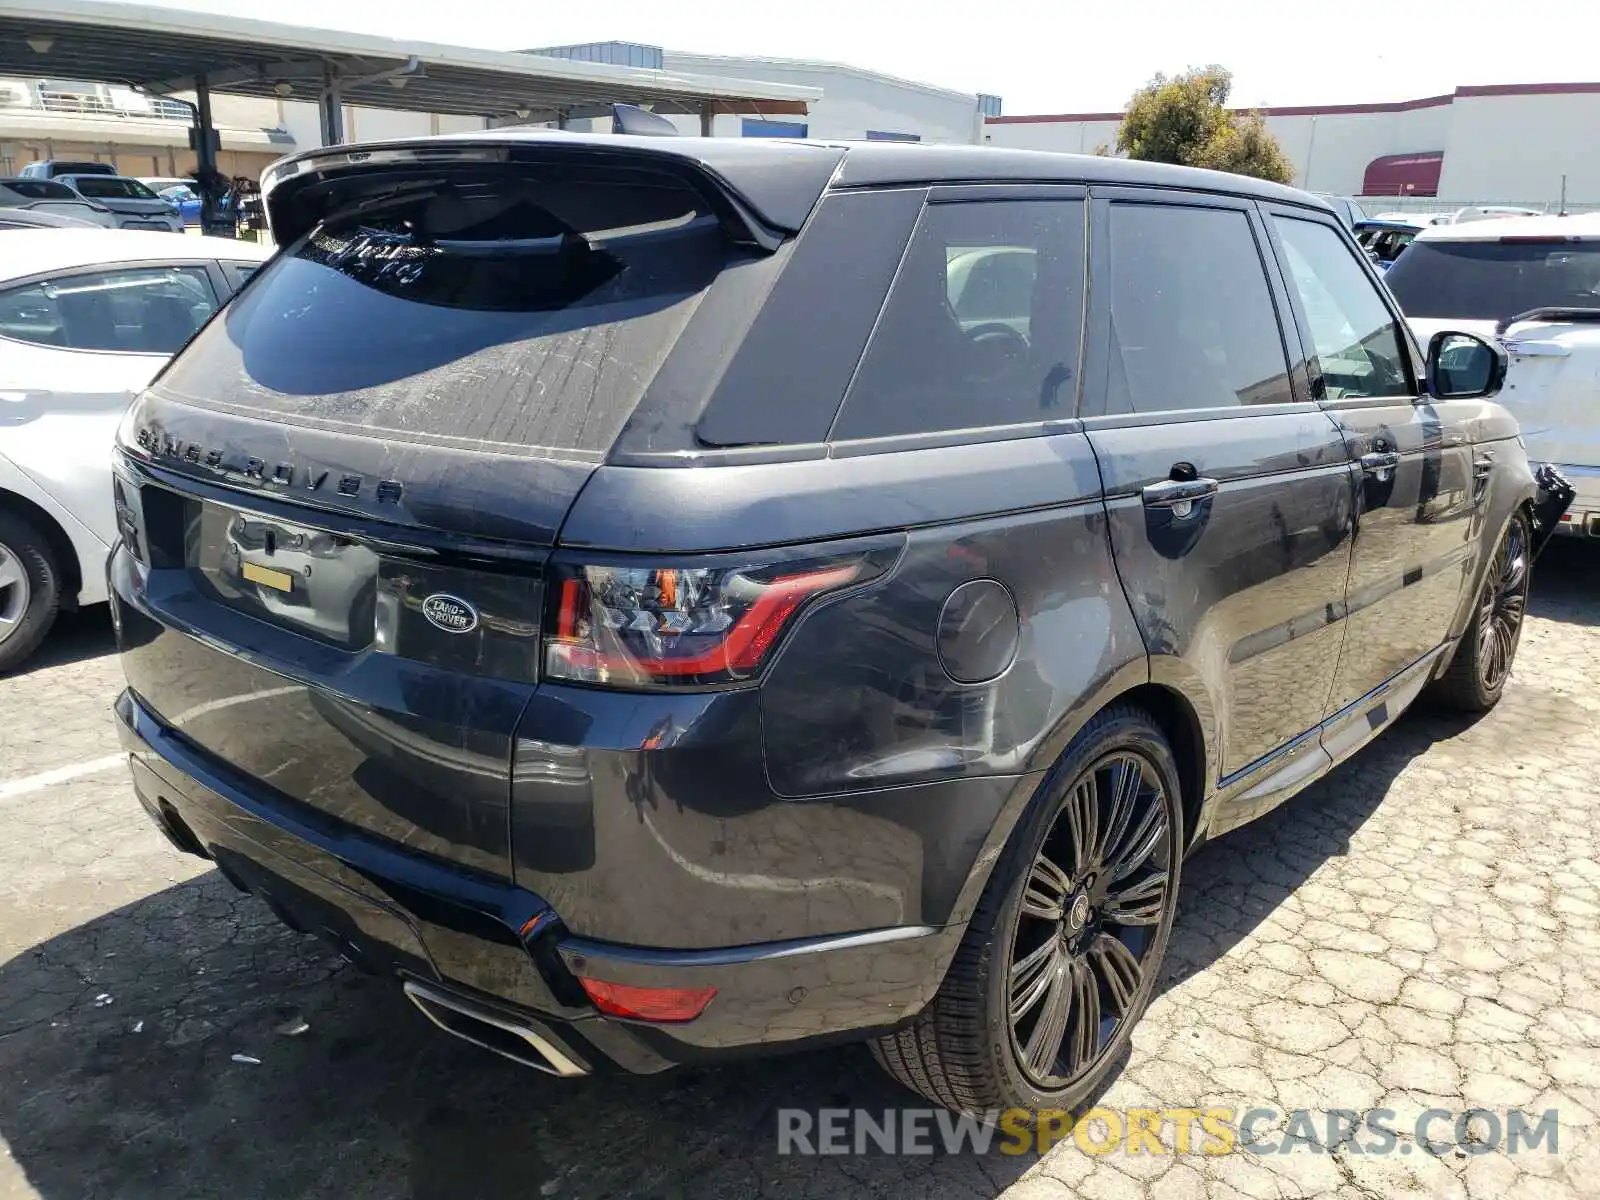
(193, 72), (227, 236)
(319, 69), (344, 146)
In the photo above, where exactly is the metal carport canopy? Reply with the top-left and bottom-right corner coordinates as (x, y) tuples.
(0, 0), (819, 123)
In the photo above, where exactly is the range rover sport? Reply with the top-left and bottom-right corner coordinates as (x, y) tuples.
(109, 131), (1570, 1115)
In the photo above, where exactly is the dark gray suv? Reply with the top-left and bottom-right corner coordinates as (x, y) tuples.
(108, 131), (1568, 1114)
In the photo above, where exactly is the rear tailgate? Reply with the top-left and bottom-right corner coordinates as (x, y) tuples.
(114, 145), (789, 879)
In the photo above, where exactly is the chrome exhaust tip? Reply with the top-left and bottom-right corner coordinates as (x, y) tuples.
(403, 980), (589, 1077)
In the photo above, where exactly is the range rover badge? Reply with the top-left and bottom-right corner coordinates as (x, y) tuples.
(421, 593), (478, 634)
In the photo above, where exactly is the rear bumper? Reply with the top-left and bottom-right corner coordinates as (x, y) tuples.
(115, 688), (951, 1073)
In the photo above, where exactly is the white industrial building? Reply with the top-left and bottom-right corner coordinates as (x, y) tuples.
(985, 82), (1600, 209)
(2, 0), (1596, 214)
(528, 42), (999, 144)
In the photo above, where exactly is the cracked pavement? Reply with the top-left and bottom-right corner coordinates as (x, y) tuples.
(1, 543), (1596, 1199)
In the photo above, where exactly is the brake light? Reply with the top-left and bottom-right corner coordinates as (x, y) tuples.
(1498, 235), (1575, 244)
(578, 977), (718, 1022)
(543, 549), (886, 689)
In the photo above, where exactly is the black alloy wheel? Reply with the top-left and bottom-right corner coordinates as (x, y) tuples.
(1432, 510), (1532, 712)
(1476, 514), (1529, 693)
(1007, 750), (1172, 1087)
(872, 705), (1184, 1113)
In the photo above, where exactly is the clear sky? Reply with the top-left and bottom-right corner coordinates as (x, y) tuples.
(145, 0), (1600, 115)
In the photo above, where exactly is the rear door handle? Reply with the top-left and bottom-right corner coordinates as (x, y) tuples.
(1474, 452), (1496, 477)
(1142, 476), (1218, 518)
(1360, 451), (1401, 474)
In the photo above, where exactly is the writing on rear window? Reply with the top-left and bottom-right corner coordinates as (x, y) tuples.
(153, 166), (730, 456)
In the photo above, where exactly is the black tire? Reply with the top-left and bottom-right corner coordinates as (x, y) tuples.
(0, 511), (62, 674)
(871, 704), (1184, 1114)
(1430, 510), (1531, 713)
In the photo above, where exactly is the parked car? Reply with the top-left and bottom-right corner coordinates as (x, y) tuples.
(156, 184), (202, 226)
(0, 207), (105, 230)
(1373, 211), (1455, 227)
(0, 229), (269, 670)
(108, 132), (1568, 1115)
(1354, 216), (1427, 270)
(1314, 192), (1369, 229)
(16, 159), (117, 180)
(151, 179), (261, 231)
(1387, 212), (1600, 539)
(0, 178), (118, 227)
(55, 174), (182, 232)
(1451, 205), (1543, 225)
(139, 175), (197, 194)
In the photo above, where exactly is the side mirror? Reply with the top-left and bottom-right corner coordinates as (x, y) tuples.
(1425, 331), (1508, 400)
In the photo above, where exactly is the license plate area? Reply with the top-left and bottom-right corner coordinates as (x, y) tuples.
(186, 500), (379, 648)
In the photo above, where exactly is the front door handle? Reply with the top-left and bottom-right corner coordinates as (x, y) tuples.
(1360, 451), (1401, 474)
(1142, 476), (1219, 519)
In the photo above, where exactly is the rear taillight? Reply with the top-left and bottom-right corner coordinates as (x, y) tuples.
(577, 977), (717, 1022)
(542, 545), (895, 689)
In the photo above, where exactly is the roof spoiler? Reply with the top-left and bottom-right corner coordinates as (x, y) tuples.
(260, 134), (843, 248)
(1497, 307), (1600, 334)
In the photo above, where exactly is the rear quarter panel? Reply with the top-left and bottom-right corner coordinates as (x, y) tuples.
(537, 431), (1150, 945)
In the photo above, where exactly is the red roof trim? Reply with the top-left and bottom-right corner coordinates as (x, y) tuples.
(988, 111), (1124, 125)
(988, 80), (1600, 125)
(1254, 95), (1453, 116)
(1454, 81), (1600, 99)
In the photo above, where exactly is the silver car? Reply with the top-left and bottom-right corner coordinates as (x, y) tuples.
(56, 174), (182, 232)
(0, 178), (117, 227)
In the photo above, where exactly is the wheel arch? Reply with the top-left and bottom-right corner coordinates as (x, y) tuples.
(1114, 681), (1209, 851)
(944, 671), (1213, 943)
(0, 487), (81, 609)
(1438, 491), (1538, 674)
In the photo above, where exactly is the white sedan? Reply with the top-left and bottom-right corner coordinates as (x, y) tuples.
(0, 229), (270, 670)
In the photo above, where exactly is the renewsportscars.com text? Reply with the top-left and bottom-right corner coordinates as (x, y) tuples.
(776, 1106), (1559, 1157)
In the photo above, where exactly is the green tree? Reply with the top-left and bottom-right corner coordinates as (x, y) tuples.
(1116, 67), (1294, 184)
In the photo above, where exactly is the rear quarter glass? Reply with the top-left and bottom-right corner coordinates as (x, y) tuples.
(691, 187), (925, 449)
(150, 164), (736, 457)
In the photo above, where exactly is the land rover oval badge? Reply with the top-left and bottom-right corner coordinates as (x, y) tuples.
(421, 593), (478, 634)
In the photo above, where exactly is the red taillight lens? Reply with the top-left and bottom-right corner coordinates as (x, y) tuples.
(544, 548), (888, 689)
(577, 977), (717, 1022)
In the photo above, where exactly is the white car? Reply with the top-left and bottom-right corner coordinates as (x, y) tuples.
(139, 176), (197, 194)
(0, 230), (269, 670)
(0, 178), (118, 228)
(1449, 205), (1543, 226)
(1385, 213), (1600, 540)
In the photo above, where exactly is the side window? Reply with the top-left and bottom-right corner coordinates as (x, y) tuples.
(1103, 202), (1293, 413)
(832, 199), (1084, 441)
(1271, 216), (1411, 400)
(0, 265), (218, 354)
